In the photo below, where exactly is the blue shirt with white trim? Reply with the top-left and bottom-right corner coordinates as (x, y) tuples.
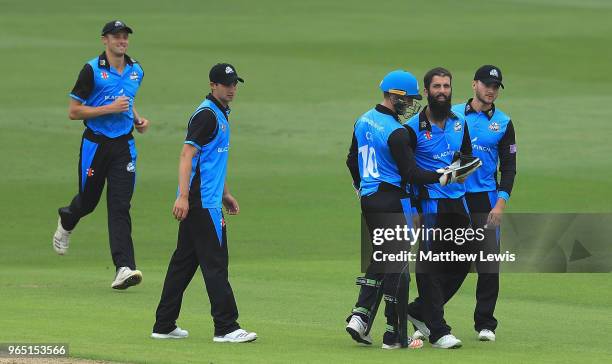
(184, 94), (231, 209)
(452, 100), (516, 201)
(404, 107), (472, 199)
(69, 52), (144, 138)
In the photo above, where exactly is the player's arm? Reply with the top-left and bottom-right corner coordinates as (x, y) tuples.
(222, 185), (239, 215)
(173, 144), (198, 221)
(67, 64), (129, 120)
(346, 132), (361, 192)
(173, 109), (218, 220)
(388, 127), (442, 185)
(460, 122), (473, 156)
(488, 120), (517, 226)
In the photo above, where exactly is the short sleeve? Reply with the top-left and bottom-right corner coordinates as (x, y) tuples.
(185, 108), (218, 149)
(69, 64), (94, 103)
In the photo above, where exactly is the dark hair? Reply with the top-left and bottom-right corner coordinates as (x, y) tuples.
(424, 67), (452, 90)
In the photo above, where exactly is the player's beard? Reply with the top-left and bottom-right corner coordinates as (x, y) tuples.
(427, 93), (452, 121)
(475, 89), (495, 108)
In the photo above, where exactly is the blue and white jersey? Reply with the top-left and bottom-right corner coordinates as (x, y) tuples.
(69, 52), (144, 138)
(185, 96), (231, 209)
(404, 108), (471, 199)
(452, 101), (516, 201)
(353, 106), (406, 196)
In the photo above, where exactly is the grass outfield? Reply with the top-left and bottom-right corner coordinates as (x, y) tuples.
(1, 0), (611, 363)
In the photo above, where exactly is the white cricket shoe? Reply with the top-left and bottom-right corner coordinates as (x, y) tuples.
(382, 339), (424, 350)
(478, 329), (496, 341)
(381, 342), (401, 350)
(213, 328), (257, 343)
(407, 314), (430, 338)
(52, 218), (72, 255)
(432, 334), (462, 349)
(111, 267), (142, 290)
(345, 315), (373, 345)
(413, 329), (426, 340)
(151, 327), (189, 339)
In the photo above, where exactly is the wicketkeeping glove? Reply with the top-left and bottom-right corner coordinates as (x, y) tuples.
(437, 153), (482, 186)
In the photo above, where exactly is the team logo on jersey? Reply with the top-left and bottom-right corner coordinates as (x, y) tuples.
(489, 122), (500, 132)
(454, 121), (462, 132)
(130, 71), (139, 81)
(99, 59), (106, 66)
(126, 162), (136, 173)
(490, 69), (499, 78)
(101, 71), (109, 80)
(425, 130), (432, 140)
(86, 168), (95, 177)
(420, 120), (427, 129)
(225, 66), (234, 74)
(365, 131), (373, 141)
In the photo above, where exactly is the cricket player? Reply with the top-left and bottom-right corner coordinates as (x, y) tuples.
(345, 70), (463, 350)
(151, 63), (256, 343)
(404, 67), (475, 349)
(451, 65), (517, 341)
(52, 20), (150, 290)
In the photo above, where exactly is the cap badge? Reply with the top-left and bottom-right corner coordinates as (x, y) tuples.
(489, 69), (499, 78)
(225, 66), (234, 74)
(115, 21), (123, 27)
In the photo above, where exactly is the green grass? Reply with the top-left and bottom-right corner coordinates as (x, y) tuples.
(1, 0), (611, 362)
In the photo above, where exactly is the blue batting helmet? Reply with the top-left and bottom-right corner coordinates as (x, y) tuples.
(379, 70), (422, 100)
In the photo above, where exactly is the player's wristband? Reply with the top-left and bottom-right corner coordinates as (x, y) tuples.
(497, 191), (510, 202)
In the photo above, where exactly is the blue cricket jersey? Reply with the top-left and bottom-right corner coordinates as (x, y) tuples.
(185, 97), (231, 209)
(404, 108), (471, 199)
(353, 106), (406, 196)
(452, 100), (516, 201)
(69, 52), (144, 138)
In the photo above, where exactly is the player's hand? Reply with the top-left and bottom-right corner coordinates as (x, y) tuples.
(172, 196), (189, 221)
(135, 117), (150, 133)
(222, 193), (240, 215)
(107, 96), (130, 113)
(486, 205), (504, 228)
